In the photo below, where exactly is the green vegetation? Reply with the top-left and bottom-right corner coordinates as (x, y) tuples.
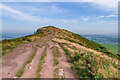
(59, 43), (118, 79)
(16, 47), (37, 77)
(53, 68), (65, 78)
(103, 45), (118, 54)
(82, 34), (118, 45)
(54, 59), (59, 66)
(35, 47), (47, 78)
(53, 68), (65, 80)
(54, 68), (60, 78)
(52, 46), (61, 66)
(56, 29), (118, 59)
(1, 31), (45, 56)
(60, 44), (93, 78)
(2, 26), (119, 78)
(82, 34), (118, 54)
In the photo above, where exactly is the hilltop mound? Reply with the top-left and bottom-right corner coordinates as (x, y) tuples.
(1, 26), (119, 79)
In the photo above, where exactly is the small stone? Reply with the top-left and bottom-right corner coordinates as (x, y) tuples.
(26, 66), (32, 69)
(58, 69), (64, 76)
(8, 72), (11, 75)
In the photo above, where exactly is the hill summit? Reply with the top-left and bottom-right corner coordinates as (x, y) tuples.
(2, 26), (119, 78)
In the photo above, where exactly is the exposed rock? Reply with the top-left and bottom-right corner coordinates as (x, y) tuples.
(58, 69), (64, 76)
(36, 29), (42, 33)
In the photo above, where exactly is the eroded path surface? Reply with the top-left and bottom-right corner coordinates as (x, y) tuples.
(2, 34), (75, 78)
(53, 43), (74, 78)
(40, 40), (74, 78)
(2, 43), (34, 78)
(21, 47), (45, 78)
(40, 41), (54, 78)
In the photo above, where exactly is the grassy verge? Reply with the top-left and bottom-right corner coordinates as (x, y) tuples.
(2, 31), (45, 56)
(59, 44), (99, 78)
(35, 47), (47, 78)
(56, 30), (118, 59)
(16, 47), (37, 77)
(52, 46), (61, 66)
(59, 43), (118, 78)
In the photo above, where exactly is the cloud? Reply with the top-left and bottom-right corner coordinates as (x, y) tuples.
(99, 15), (117, 18)
(81, 17), (90, 21)
(2, 0), (119, 2)
(106, 15), (117, 18)
(1, 4), (76, 24)
(1, 4), (47, 22)
(1, 3), (67, 23)
(90, 0), (118, 12)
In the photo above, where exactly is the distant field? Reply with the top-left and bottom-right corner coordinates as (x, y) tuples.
(82, 34), (118, 54)
(103, 45), (118, 54)
(82, 34), (118, 45)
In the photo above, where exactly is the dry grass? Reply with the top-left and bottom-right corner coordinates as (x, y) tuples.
(35, 47), (47, 78)
(53, 38), (118, 65)
(52, 46), (61, 66)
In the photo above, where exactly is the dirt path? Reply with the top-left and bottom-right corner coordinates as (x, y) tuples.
(39, 40), (74, 78)
(2, 34), (75, 78)
(40, 41), (54, 78)
(21, 47), (45, 78)
(2, 43), (34, 78)
(54, 43), (74, 78)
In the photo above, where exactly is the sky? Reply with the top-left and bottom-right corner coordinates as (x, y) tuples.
(0, 0), (119, 34)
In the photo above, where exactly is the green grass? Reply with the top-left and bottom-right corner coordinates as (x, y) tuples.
(35, 47), (47, 78)
(56, 33), (118, 59)
(59, 44), (94, 78)
(59, 43), (119, 78)
(16, 47), (37, 77)
(103, 45), (118, 54)
(53, 68), (65, 78)
(54, 59), (59, 66)
(52, 46), (61, 66)
(53, 68), (60, 78)
(2, 31), (45, 56)
(55, 28), (118, 59)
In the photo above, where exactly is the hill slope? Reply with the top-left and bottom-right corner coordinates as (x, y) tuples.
(1, 26), (119, 79)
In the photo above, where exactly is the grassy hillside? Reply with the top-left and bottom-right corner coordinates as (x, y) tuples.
(1, 26), (59, 56)
(51, 27), (119, 78)
(2, 26), (119, 78)
(53, 28), (118, 59)
(1, 31), (46, 56)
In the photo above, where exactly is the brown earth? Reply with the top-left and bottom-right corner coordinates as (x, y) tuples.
(2, 43), (34, 78)
(21, 47), (45, 78)
(2, 34), (75, 78)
